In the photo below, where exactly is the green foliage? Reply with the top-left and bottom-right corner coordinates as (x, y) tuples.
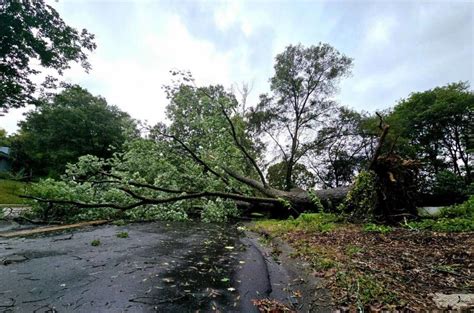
(294, 213), (341, 232)
(338, 170), (378, 219)
(0, 179), (28, 204)
(0, 128), (10, 146)
(12, 86), (136, 177)
(291, 242), (336, 271)
(406, 196), (474, 232)
(406, 218), (474, 232)
(91, 239), (101, 246)
(363, 223), (392, 234)
(308, 190), (325, 212)
(252, 213), (342, 236)
(0, 0), (96, 111)
(27, 177), (116, 220)
(116, 231), (129, 238)
(249, 43), (352, 190)
(439, 195), (474, 218)
(124, 205), (189, 222)
(386, 82), (473, 192)
(277, 197), (292, 210)
(201, 198), (239, 223)
(345, 245), (363, 257)
(112, 219), (127, 226)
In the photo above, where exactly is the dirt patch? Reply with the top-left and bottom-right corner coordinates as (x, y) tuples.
(254, 222), (473, 311)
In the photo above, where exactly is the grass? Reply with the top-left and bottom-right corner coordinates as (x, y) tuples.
(0, 179), (29, 205)
(363, 223), (393, 234)
(91, 239), (101, 246)
(250, 213), (343, 236)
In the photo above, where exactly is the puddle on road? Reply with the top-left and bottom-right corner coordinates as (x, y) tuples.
(138, 223), (245, 311)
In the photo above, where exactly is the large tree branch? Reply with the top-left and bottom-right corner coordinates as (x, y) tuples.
(83, 173), (189, 194)
(218, 103), (268, 187)
(222, 167), (281, 198)
(21, 189), (281, 212)
(197, 87), (268, 188)
(20, 195), (148, 211)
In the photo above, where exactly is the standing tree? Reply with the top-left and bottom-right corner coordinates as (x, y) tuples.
(305, 107), (374, 188)
(266, 161), (315, 190)
(386, 82), (473, 197)
(248, 43), (352, 190)
(0, 0), (96, 112)
(11, 85), (136, 177)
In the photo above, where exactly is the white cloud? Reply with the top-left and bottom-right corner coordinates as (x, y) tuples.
(364, 17), (397, 46)
(214, 1), (241, 32)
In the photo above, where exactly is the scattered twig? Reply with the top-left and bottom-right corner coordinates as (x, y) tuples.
(129, 294), (186, 305)
(51, 234), (74, 242)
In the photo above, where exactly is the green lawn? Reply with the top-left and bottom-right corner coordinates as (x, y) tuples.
(0, 179), (29, 205)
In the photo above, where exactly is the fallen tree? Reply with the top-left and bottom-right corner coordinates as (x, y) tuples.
(21, 108), (418, 223)
(19, 44), (421, 223)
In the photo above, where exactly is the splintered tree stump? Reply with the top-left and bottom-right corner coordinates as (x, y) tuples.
(370, 154), (421, 221)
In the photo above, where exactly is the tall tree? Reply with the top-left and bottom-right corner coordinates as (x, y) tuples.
(248, 43), (352, 190)
(305, 107), (374, 188)
(267, 161), (315, 190)
(387, 82), (473, 187)
(12, 85), (136, 177)
(0, 0), (96, 112)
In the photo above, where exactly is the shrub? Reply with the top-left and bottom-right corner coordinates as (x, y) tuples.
(406, 218), (474, 232)
(439, 195), (474, 218)
(338, 171), (378, 220)
(406, 196), (474, 232)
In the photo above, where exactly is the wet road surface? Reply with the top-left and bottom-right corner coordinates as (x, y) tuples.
(0, 222), (315, 312)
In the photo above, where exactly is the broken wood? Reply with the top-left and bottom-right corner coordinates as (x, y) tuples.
(0, 220), (109, 238)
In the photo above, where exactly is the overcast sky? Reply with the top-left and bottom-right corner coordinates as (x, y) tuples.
(1, 0), (473, 134)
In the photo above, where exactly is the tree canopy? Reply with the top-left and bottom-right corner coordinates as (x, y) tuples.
(0, 0), (96, 112)
(248, 43), (352, 190)
(11, 85), (136, 177)
(386, 82), (473, 198)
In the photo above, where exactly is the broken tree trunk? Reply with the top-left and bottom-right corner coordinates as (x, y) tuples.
(339, 113), (421, 222)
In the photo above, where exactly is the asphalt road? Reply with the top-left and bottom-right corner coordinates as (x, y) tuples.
(0, 221), (316, 312)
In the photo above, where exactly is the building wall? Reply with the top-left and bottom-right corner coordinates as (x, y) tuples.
(0, 157), (12, 172)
